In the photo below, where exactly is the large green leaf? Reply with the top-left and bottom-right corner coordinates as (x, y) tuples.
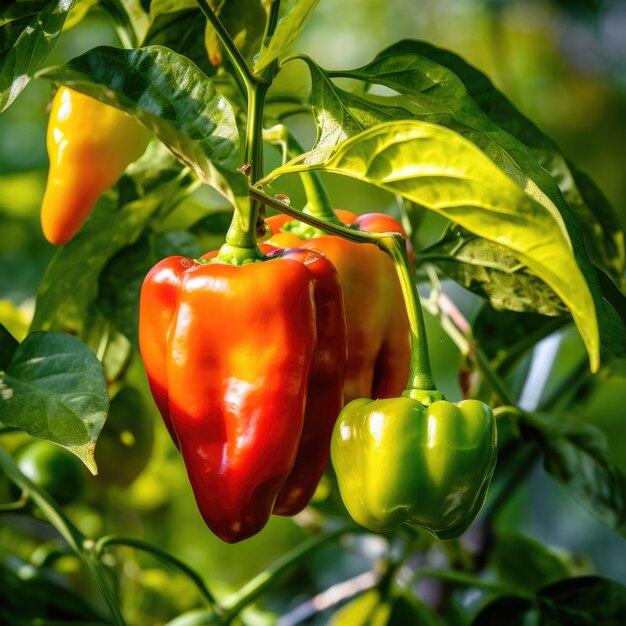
(37, 45), (247, 207)
(266, 120), (600, 371)
(420, 228), (568, 317)
(254, 0), (320, 72)
(291, 49), (622, 361)
(364, 40), (624, 282)
(0, 0), (74, 113)
(0, 332), (108, 473)
(521, 412), (626, 537)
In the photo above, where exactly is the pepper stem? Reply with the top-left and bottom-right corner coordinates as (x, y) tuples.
(375, 236), (441, 402)
(250, 186), (441, 401)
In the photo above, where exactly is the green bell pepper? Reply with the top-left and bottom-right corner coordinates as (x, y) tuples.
(331, 396), (497, 539)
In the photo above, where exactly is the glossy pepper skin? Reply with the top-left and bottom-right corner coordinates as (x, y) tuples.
(331, 397), (497, 539)
(139, 247), (346, 541)
(41, 87), (151, 245)
(266, 210), (412, 403)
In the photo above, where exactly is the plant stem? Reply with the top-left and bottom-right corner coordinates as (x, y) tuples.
(224, 83), (269, 251)
(250, 187), (439, 398)
(0, 493), (29, 511)
(95, 535), (219, 612)
(194, 0), (258, 89)
(378, 238), (438, 395)
(221, 528), (353, 623)
(264, 125), (339, 222)
(406, 567), (522, 596)
(475, 347), (517, 406)
(0, 448), (126, 626)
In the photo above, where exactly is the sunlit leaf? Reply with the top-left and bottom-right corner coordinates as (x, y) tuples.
(266, 120), (600, 371)
(254, 0), (320, 72)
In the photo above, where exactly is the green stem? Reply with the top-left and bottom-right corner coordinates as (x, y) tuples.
(223, 83), (269, 254)
(194, 0), (258, 89)
(406, 567), (523, 596)
(249, 187), (439, 400)
(263, 125), (339, 222)
(221, 528), (352, 623)
(378, 238), (438, 398)
(0, 493), (29, 511)
(95, 535), (219, 612)
(0, 449), (125, 626)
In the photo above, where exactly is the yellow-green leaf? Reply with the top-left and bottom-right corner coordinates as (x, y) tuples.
(265, 120), (599, 370)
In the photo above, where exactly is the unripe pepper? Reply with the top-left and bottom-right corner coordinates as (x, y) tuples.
(41, 86), (151, 245)
(139, 246), (346, 541)
(266, 211), (412, 403)
(331, 395), (496, 539)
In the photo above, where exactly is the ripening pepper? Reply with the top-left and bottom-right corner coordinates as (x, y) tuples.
(331, 396), (497, 539)
(139, 246), (346, 542)
(266, 210), (412, 403)
(41, 86), (151, 245)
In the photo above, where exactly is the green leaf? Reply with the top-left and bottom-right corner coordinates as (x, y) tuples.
(294, 55), (413, 153)
(521, 412), (626, 537)
(266, 120), (600, 371)
(0, 332), (108, 473)
(421, 228), (568, 317)
(335, 40), (625, 279)
(37, 45), (247, 208)
(492, 533), (570, 592)
(254, 0), (321, 72)
(473, 577), (626, 626)
(364, 41), (625, 282)
(145, 1), (217, 76)
(30, 142), (191, 338)
(539, 576), (626, 625)
(0, 2), (48, 27)
(203, 0), (266, 66)
(0, 0), (74, 113)
(298, 45), (622, 361)
(0, 323), (19, 371)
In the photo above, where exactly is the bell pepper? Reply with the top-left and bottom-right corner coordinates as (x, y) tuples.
(331, 395), (497, 539)
(41, 86), (151, 245)
(266, 210), (412, 403)
(139, 246), (346, 541)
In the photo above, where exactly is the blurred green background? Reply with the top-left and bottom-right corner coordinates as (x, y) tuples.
(1, 0), (625, 624)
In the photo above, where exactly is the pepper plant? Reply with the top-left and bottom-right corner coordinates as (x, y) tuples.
(1, 0), (626, 624)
